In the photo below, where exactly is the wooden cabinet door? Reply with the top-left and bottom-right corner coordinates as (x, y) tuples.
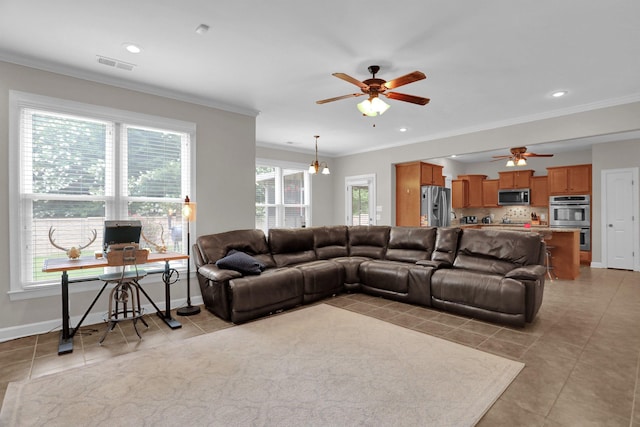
(420, 162), (444, 186)
(547, 165), (591, 195)
(547, 167), (568, 194)
(451, 180), (468, 209)
(482, 179), (499, 207)
(395, 163), (421, 226)
(567, 165), (591, 193)
(457, 175), (486, 207)
(530, 176), (548, 206)
(499, 170), (533, 189)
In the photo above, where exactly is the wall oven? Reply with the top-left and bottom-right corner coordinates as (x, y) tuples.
(549, 195), (590, 228)
(549, 195), (591, 251)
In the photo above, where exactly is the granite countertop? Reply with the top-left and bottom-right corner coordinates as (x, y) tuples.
(457, 223), (580, 232)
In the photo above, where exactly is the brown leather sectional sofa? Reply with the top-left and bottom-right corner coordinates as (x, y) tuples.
(193, 225), (546, 327)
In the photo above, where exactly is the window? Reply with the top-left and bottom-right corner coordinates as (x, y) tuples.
(9, 92), (195, 296)
(255, 160), (311, 233)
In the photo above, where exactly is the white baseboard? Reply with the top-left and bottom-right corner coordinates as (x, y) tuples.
(0, 296), (204, 343)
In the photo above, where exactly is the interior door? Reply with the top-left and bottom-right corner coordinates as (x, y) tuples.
(603, 169), (636, 270)
(346, 174), (376, 226)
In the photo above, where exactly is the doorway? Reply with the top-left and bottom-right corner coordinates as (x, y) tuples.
(346, 174), (376, 226)
(601, 167), (639, 271)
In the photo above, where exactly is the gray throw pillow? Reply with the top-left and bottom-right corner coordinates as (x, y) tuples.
(215, 249), (266, 275)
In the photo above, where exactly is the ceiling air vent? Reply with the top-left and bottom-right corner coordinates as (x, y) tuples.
(97, 55), (135, 71)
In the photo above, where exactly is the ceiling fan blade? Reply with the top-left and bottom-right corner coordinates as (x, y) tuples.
(332, 73), (369, 90)
(384, 92), (430, 105)
(491, 155), (512, 159)
(316, 93), (363, 104)
(383, 71), (426, 90)
(522, 153), (554, 157)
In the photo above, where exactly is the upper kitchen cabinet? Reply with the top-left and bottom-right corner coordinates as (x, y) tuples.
(451, 179), (469, 209)
(547, 164), (592, 195)
(420, 162), (445, 186)
(456, 174), (487, 208)
(482, 179), (500, 207)
(530, 176), (549, 206)
(395, 161), (444, 226)
(498, 170), (534, 189)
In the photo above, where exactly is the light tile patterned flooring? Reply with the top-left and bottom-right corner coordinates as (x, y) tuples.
(1, 266), (639, 426)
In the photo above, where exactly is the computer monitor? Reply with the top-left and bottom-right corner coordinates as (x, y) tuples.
(102, 220), (142, 251)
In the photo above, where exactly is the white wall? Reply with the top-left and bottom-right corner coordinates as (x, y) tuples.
(0, 61), (256, 337)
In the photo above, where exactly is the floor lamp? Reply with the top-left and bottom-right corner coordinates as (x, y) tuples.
(177, 195), (201, 316)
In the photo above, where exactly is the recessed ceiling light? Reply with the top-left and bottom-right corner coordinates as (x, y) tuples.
(399, 127), (408, 132)
(551, 90), (568, 98)
(451, 154), (457, 158)
(123, 43), (142, 54)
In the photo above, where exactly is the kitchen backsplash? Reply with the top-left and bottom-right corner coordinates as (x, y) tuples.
(452, 206), (549, 225)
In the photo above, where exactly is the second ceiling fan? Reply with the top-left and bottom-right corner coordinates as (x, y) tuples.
(493, 146), (554, 167)
(316, 65), (430, 116)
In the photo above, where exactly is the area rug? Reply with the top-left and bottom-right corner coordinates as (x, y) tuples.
(0, 304), (523, 426)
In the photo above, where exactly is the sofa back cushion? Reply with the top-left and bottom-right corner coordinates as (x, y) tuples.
(268, 227), (317, 267)
(348, 226), (390, 259)
(453, 228), (543, 274)
(313, 226), (349, 259)
(196, 229), (275, 268)
(385, 227), (437, 263)
(431, 227), (461, 264)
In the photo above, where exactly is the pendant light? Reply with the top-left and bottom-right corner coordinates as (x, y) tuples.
(309, 135), (330, 175)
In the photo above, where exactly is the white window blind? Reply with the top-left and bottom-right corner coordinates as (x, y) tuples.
(10, 92), (195, 293)
(256, 161), (310, 233)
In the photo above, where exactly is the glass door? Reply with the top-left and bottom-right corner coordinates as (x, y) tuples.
(346, 174), (376, 226)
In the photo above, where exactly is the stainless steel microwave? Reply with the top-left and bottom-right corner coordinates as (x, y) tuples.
(498, 189), (530, 205)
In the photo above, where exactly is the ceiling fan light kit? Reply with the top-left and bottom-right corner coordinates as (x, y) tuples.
(317, 65), (430, 116)
(309, 135), (330, 175)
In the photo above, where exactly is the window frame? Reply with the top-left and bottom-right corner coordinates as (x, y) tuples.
(8, 91), (197, 300)
(255, 158), (312, 233)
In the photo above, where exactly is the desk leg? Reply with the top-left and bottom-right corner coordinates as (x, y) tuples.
(58, 271), (74, 355)
(156, 260), (181, 329)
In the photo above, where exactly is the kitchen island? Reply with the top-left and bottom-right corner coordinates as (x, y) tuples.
(457, 223), (580, 280)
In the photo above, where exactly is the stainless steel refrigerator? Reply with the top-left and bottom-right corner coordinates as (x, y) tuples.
(420, 186), (451, 227)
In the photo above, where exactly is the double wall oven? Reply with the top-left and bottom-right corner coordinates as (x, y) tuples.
(549, 195), (590, 251)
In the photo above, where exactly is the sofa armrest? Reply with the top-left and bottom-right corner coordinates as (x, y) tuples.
(198, 264), (243, 282)
(416, 259), (452, 269)
(505, 265), (546, 281)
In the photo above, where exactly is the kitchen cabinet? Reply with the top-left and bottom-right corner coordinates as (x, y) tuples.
(456, 175), (486, 208)
(451, 179), (469, 209)
(482, 179), (499, 207)
(547, 164), (592, 195)
(498, 170), (534, 189)
(395, 161), (444, 226)
(530, 176), (549, 207)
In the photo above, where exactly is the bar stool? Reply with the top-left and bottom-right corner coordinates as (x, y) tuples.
(541, 232), (557, 281)
(98, 246), (148, 344)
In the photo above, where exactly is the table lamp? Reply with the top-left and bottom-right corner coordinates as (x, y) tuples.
(177, 195), (201, 316)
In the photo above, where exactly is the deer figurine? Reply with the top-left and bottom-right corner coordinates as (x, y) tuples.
(48, 227), (97, 259)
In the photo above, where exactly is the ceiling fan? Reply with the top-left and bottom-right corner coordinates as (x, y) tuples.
(492, 146), (554, 167)
(316, 65), (430, 116)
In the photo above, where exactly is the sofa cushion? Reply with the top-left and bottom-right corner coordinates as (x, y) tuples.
(215, 250), (266, 275)
(313, 226), (349, 259)
(385, 226), (436, 262)
(456, 229), (543, 271)
(348, 226), (390, 259)
(359, 260), (432, 306)
(269, 228), (316, 267)
(431, 227), (461, 264)
(296, 260), (345, 303)
(431, 269), (525, 315)
(196, 229), (276, 268)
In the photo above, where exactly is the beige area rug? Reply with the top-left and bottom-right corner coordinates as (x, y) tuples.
(1, 304), (523, 426)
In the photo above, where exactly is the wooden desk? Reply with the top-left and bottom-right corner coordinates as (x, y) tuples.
(43, 252), (188, 355)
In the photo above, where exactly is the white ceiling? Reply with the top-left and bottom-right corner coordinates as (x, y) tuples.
(1, 0), (639, 159)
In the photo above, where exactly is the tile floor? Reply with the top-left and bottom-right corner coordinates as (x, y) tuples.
(1, 266), (639, 426)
